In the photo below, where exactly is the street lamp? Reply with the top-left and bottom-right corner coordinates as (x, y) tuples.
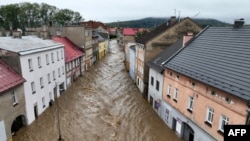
(55, 82), (63, 141)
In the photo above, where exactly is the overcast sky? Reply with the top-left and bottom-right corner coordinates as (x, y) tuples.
(1, 0), (250, 24)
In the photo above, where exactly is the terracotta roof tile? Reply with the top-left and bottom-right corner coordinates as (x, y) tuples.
(52, 37), (84, 63)
(0, 60), (25, 93)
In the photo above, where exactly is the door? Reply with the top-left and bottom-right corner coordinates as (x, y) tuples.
(183, 122), (194, 141)
(34, 104), (38, 119)
(150, 96), (153, 107)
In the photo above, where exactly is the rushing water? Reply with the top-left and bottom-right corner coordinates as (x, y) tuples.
(13, 40), (182, 141)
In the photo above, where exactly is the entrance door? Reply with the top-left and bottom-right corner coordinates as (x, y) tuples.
(34, 104), (38, 119)
(150, 96), (153, 107)
(183, 122), (194, 141)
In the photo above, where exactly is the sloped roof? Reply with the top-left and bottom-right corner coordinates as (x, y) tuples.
(0, 60), (25, 93)
(163, 26), (250, 101)
(136, 17), (198, 44)
(0, 36), (63, 55)
(97, 32), (109, 41)
(82, 21), (107, 30)
(123, 28), (139, 36)
(52, 37), (84, 63)
(147, 37), (184, 73)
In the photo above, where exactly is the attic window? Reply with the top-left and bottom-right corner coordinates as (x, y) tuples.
(211, 90), (216, 96)
(176, 75), (180, 80)
(225, 97), (231, 104)
(169, 72), (173, 76)
(191, 82), (196, 88)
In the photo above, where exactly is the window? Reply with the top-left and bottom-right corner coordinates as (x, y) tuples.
(31, 82), (36, 94)
(211, 90), (216, 96)
(46, 54), (49, 65)
(40, 77), (44, 88)
(176, 75), (180, 80)
(57, 51), (59, 61)
(62, 66), (65, 74)
(167, 84), (171, 97)
(51, 53), (54, 63)
(53, 71), (56, 80)
(218, 115), (229, 133)
(58, 68), (61, 77)
(205, 107), (214, 126)
(12, 91), (18, 106)
(151, 76), (154, 86)
(38, 56), (42, 68)
(169, 72), (172, 76)
(156, 80), (159, 91)
(187, 96), (194, 112)
(173, 88), (178, 102)
(28, 59), (33, 71)
(42, 97), (46, 108)
(61, 50), (63, 59)
(47, 73), (51, 84)
(191, 81), (196, 88)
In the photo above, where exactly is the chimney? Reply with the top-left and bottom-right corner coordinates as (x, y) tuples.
(169, 16), (177, 25)
(13, 30), (22, 38)
(183, 32), (193, 47)
(234, 18), (244, 29)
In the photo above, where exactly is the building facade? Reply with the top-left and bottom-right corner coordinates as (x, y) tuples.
(162, 23), (250, 141)
(0, 60), (26, 141)
(0, 36), (66, 125)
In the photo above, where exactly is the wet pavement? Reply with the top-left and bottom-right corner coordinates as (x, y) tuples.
(13, 40), (183, 141)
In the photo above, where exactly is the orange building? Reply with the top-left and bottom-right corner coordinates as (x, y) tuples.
(161, 20), (250, 141)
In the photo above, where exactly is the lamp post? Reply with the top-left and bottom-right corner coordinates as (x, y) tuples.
(55, 82), (63, 141)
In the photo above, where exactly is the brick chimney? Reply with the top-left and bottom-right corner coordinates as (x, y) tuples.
(183, 32), (193, 47)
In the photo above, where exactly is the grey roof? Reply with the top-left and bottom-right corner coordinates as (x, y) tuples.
(0, 36), (63, 55)
(163, 26), (250, 101)
(147, 37), (184, 73)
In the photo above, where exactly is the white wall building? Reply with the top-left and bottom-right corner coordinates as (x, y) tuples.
(0, 35), (66, 125)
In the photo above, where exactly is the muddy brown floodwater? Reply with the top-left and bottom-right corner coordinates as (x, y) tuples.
(13, 40), (183, 141)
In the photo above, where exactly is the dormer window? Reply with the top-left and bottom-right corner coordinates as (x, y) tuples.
(225, 97), (231, 104)
(169, 72), (173, 76)
(176, 75), (180, 80)
(191, 82), (196, 88)
(211, 90), (216, 96)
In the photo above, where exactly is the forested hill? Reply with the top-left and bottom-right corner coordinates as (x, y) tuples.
(106, 17), (231, 28)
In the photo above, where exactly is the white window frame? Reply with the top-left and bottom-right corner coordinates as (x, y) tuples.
(57, 51), (59, 61)
(167, 84), (171, 96)
(51, 53), (54, 63)
(205, 107), (214, 124)
(31, 82), (36, 94)
(40, 77), (44, 88)
(62, 66), (65, 74)
(174, 88), (178, 101)
(61, 50), (63, 59)
(28, 59), (33, 71)
(12, 91), (18, 106)
(58, 68), (61, 77)
(46, 54), (49, 65)
(47, 73), (51, 84)
(53, 71), (56, 80)
(218, 115), (229, 133)
(188, 96), (194, 111)
(42, 97), (46, 108)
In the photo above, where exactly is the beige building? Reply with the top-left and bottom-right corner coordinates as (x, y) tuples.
(135, 17), (202, 97)
(162, 23), (250, 141)
(0, 60), (26, 141)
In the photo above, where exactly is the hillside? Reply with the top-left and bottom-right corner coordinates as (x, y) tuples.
(106, 17), (231, 29)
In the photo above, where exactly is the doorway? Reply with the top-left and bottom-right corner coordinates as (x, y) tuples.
(34, 104), (38, 119)
(183, 122), (194, 141)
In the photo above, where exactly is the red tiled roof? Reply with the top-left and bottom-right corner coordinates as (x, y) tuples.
(0, 60), (25, 93)
(52, 37), (84, 63)
(82, 21), (107, 29)
(123, 28), (139, 36)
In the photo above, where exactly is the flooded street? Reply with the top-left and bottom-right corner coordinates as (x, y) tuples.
(13, 40), (182, 141)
